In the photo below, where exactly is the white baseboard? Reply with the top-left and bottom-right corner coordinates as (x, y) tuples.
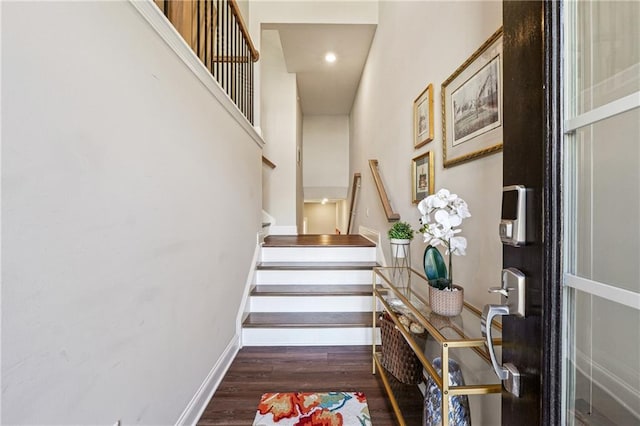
(359, 226), (387, 267)
(175, 335), (240, 426)
(237, 240), (261, 340)
(358, 225), (379, 245)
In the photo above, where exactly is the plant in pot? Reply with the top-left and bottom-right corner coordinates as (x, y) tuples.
(388, 221), (414, 258)
(418, 188), (471, 316)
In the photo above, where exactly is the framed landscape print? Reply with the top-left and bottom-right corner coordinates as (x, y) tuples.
(413, 83), (434, 149)
(412, 151), (434, 204)
(442, 27), (504, 167)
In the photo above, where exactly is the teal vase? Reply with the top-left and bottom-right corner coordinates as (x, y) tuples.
(423, 245), (448, 290)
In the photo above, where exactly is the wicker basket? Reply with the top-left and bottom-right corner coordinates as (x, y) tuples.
(379, 313), (423, 384)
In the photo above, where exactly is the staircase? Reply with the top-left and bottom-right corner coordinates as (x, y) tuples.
(242, 235), (381, 346)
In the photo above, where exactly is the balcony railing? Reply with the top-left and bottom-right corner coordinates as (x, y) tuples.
(155, 0), (259, 124)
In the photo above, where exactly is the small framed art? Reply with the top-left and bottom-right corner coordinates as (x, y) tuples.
(412, 151), (434, 204)
(414, 83), (434, 149)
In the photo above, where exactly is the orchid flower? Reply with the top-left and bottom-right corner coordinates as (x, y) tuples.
(417, 188), (471, 288)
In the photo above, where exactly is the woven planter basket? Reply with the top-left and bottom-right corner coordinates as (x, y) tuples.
(379, 313), (422, 384)
(429, 285), (464, 317)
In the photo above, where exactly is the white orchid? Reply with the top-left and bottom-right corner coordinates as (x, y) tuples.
(449, 236), (467, 256)
(418, 188), (471, 286)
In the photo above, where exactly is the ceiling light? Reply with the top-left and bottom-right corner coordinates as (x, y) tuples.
(324, 52), (337, 63)
(321, 198), (329, 204)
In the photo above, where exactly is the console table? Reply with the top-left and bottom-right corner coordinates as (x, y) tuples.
(372, 267), (503, 426)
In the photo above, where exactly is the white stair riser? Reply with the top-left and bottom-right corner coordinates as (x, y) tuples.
(261, 247), (376, 263)
(255, 270), (373, 285)
(249, 296), (373, 312)
(242, 327), (381, 346)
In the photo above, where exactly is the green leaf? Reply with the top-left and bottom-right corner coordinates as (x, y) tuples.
(423, 245), (448, 282)
(387, 221), (414, 240)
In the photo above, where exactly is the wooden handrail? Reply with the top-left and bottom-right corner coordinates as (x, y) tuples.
(369, 160), (400, 222)
(228, 0), (259, 62)
(347, 173), (361, 234)
(262, 155), (276, 169)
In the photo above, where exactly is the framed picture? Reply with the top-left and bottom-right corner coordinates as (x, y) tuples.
(412, 151), (434, 204)
(413, 83), (434, 149)
(442, 27), (503, 167)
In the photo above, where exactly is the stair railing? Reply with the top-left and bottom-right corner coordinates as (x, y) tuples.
(155, 0), (259, 124)
(347, 173), (361, 234)
(369, 160), (400, 222)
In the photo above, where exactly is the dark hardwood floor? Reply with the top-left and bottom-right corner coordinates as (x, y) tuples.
(197, 346), (402, 425)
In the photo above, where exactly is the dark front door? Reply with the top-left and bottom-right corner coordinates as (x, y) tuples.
(497, 2), (639, 424)
(499, 2), (562, 424)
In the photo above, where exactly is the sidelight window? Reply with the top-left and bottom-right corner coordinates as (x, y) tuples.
(562, 1), (640, 425)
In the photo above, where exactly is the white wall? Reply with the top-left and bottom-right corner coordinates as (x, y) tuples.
(251, 2), (378, 234)
(249, 0), (378, 143)
(261, 29), (299, 231)
(336, 199), (349, 234)
(303, 203), (337, 234)
(296, 92), (305, 232)
(1, 2), (262, 424)
(351, 0), (503, 308)
(349, 2), (502, 422)
(303, 115), (350, 200)
(235, 0), (250, 25)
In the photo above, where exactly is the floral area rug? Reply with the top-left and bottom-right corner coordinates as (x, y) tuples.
(252, 391), (373, 426)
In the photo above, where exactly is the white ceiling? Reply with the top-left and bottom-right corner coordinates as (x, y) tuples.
(268, 23), (377, 115)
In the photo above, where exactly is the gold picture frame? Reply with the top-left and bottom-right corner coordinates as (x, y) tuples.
(413, 83), (434, 149)
(442, 27), (503, 167)
(412, 151), (434, 204)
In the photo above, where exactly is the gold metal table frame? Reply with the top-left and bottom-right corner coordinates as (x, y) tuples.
(372, 267), (503, 426)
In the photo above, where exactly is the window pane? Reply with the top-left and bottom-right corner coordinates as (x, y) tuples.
(565, 2), (640, 426)
(574, 108), (640, 293)
(574, 1), (640, 115)
(565, 289), (640, 425)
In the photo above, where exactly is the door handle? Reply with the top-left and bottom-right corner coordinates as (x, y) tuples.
(481, 304), (509, 380)
(480, 268), (526, 396)
(481, 304), (522, 396)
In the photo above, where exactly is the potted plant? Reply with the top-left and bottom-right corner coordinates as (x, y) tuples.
(388, 221), (414, 258)
(418, 189), (471, 316)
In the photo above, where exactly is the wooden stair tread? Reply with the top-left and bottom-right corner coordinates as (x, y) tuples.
(251, 284), (382, 296)
(243, 312), (374, 328)
(263, 235), (375, 248)
(257, 261), (378, 270)
(251, 284), (379, 296)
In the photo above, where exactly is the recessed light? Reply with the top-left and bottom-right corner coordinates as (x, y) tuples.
(325, 52), (337, 63)
(321, 198), (329, 204)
